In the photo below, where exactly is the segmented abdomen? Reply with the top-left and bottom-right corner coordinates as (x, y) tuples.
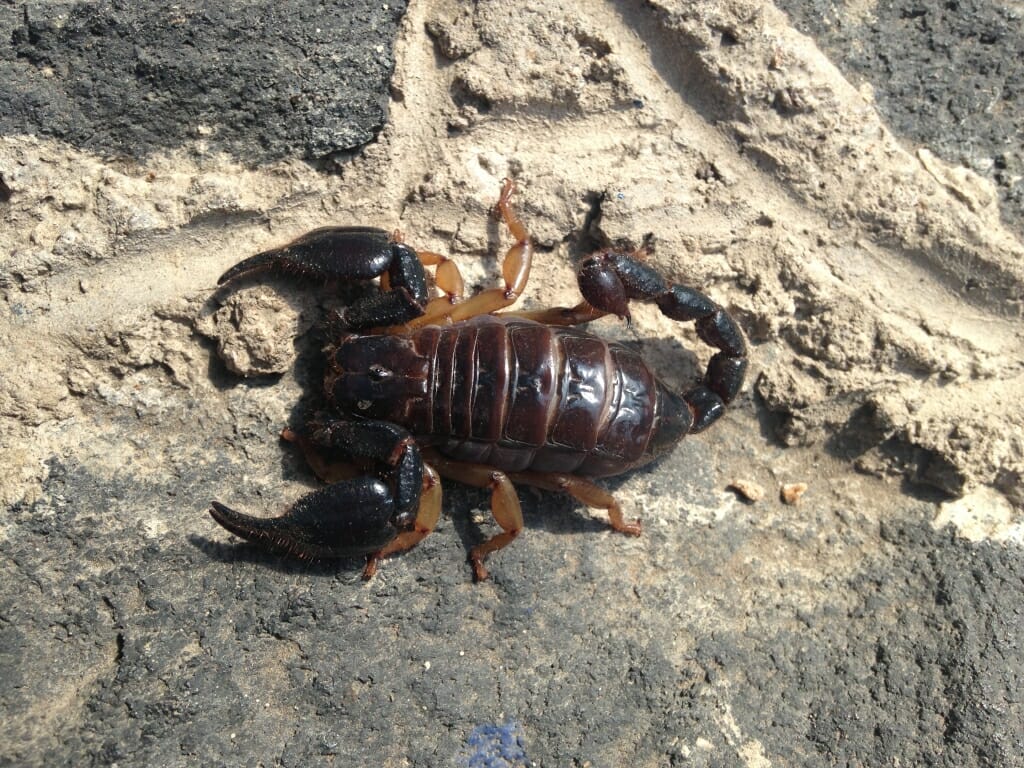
(411, 316), (690, 477)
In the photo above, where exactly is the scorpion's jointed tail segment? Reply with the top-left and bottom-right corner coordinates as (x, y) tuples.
(208, 180), (749, 580)
(576, 250), (748, 433)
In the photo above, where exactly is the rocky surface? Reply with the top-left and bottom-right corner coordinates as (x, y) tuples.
(778, 0), (1024, 239)
(0, 1), (400, 161)
(2, 1), (1022, 765)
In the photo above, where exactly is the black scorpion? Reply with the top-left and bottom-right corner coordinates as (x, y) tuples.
(209, 180), (747, 580)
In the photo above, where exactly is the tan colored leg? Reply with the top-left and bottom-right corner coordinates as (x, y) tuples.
(428, 453), (524, 581)
(500, 300), (608, 326)
(362, 463), (442, 579)
(509, 470), (642, 535)
(407, 179), (533, 328)
(281, 427), (362, 483)
(416, 250), (466, 303)
(413, 250), (467, 326)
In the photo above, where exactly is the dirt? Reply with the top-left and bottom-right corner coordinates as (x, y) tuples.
(2, 0), (1023, 765)
(778, 0), (1024, 239)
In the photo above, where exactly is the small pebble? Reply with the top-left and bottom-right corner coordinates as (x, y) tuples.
(728, 479), (765, 502)
(780, 482), (808, 505)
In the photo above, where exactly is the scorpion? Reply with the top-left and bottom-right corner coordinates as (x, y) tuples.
(209, 180), (747, 580)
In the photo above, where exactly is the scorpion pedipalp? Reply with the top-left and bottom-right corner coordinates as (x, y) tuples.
(211, 418), (428, 565)
(209, 478), (400, 560)
(217, 226), (431, 329)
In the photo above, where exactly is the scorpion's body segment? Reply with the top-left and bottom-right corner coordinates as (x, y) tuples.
(208, 179), (748, 580)
(328, 315), (692, 478)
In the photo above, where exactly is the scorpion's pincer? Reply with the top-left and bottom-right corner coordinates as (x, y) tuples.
(209, 477), (404, 560)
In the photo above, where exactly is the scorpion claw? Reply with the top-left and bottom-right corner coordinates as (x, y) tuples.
(216, 250), (281, 285)
(217, 227), (394, 286)
(216, 227), (430, 330)
(209, 478), (402, 560)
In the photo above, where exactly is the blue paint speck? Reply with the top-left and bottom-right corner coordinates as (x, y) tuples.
(460, 721), (528, 767)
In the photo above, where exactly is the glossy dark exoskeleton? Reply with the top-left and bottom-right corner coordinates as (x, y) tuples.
(209, 180), (748, 580)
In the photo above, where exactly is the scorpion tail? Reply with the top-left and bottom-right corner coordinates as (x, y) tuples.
(577, 250), (748, 433)
(209, 477), (400, 560)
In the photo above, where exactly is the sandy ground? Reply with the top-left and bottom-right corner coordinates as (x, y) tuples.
(2, 1), (1022, 765)
(4, 0), (1022, 518)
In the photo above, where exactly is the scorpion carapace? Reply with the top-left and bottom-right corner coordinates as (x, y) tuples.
(209, 179), (748, 580)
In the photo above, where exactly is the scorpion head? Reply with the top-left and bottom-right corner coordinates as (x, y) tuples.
(325, 333), (430, 422)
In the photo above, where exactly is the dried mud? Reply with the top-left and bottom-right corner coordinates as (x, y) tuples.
(3, 2), (1022, 517)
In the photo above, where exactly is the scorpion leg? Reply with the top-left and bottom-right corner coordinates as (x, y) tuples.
(280, 426), (361, 484)
(363, 463), (442, 579)
(425, 452), (524, 581)
(509, 471), (642, 535)
(209, 420), (425, 564)
(386, 248), (468, 332)
(500, 300), (607, 326)
(217, 226), (431, 330)
(576, 251), (748, 433)
(407, 178), (533, 328)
